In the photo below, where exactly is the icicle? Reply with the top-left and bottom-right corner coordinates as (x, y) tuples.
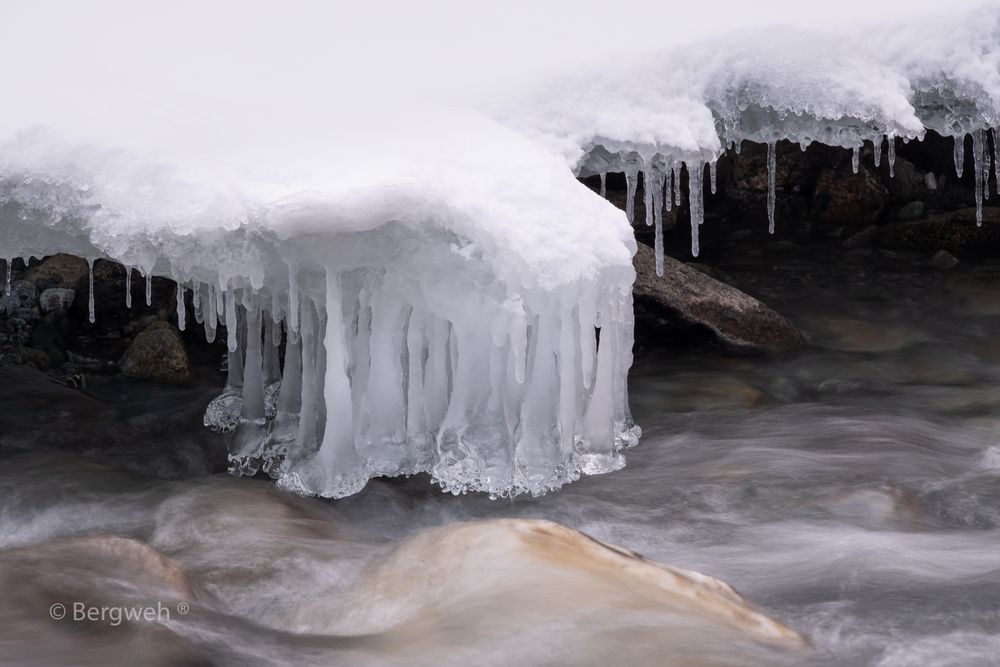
(288, 263), (300, 333)
(652, 166), (665, 277)
(663, 167), (672, 213)
(125, 267), (132, 309)
(709, 160), (717, 195)
(192, 281), (202, 322)
(873, 136), (882, 168)
(3, 258), (10, 295)
(204, 284), (217, 344)
(887, 135), (896, 178)
(226, 286), (238, 352)
(983, 130), (992, 202)
(623, 153), (642, 224)
(993, 128), (999, 196)
(145, 273), (152, 306)
(642, 170), (653, 227)
(87, 259), (95, 324)
(599, 172), (607, 198)
(689, 162), (704, 257)
(734, 140), (742, 155)
(852, 146), (860, 174)
(954, 134), (965, 178)
(974, 128), (984, 227)
(176, 283), (186, 331)
(673, 162), (682, 206)
(767, 142), (776, 235)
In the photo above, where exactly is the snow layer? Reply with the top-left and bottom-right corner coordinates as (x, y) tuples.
(501, 5), (1000, 257)
(0, 109), (639, 498)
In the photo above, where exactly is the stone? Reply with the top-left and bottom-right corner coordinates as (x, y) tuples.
(813, 317), (918, 353)
(38, 287), (76, 313)
(632, 243), (803, 354)
(813, 161), (889, 226)
(119, 322), (191, 383)
(842, 225), (878, 249)
(29, 310), (69, 367)
(16, 346), (50, 370)
(877, 208), (1000, 255)
(930, 249), (959, 270)
(9, 280), (37, 306)
(25, 254), (90, 289)
(897, 200), (926, 221)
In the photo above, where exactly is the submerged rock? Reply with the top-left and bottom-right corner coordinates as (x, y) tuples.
(633, 243), (803, 354)
(119, 322), (191, 382)
(877, 208), (1000, 255)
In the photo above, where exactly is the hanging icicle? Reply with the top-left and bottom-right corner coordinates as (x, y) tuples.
(767, 142), (777, 235)
(973, 129), (984, 227)
(145, 272), (152, 306)
(852, 146), (860, 174)
(176, 282), (186, 331)
(955, 134), (966, 178)
(873, 135), (882, 168)
(87, 258), (95, 324)
(623, 152), (642, 224)
(125, 267), (132, 309)
(709, 160), (718, 195)
(887, 135), (896, 178)
(689, 161), (704, 257)
(3, 258), (11, 295)
(599, 172), (607, 198)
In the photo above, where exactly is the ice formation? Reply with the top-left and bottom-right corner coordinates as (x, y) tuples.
(501, 5), (1000, 267)
(1, 2), (998, 499)
(0, 110), (638, 499)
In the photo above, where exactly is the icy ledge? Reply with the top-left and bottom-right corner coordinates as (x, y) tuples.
(0, 110), (639, 498)
(500, 6), (1000, 267)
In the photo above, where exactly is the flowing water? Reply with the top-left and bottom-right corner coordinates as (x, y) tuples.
(1, 239), (999, 666)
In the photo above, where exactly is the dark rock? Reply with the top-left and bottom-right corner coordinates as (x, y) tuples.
(119, 322), (191, 383)
(876, 208), (1000, 256)
(632, 243), (803, 355)
(25, 254), (90, 289)
(38, 287), (75, 313)
(29, 310), (70, 367)
(843, 225), (879, 249)
(930, 249), (960, 270)
(813, 161), (888, 226)
(16, 346), (50, 370)
(897, 201), (926, 221)
(10, 280), (38, 306)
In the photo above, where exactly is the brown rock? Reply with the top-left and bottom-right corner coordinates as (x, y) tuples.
(633, 243), (803, 354)
(25, 254), (90, 288)
(119, 322), (191, 382)
(876, 208), (1000, 255)
(813, 162), (888, 226)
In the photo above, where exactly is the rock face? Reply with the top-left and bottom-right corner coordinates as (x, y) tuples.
(813, 161), (888, 226)
(633, 243), (803, 354)
(24, 254), (90, 289)
(877, 208), (1000, 255)
(119, 322), (191, 382)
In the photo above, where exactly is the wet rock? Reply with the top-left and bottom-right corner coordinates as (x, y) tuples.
(16, 346), (50, 370)
(897, 200), (926, 221)
(876, 208), (1000, 255)
(9, 280), (38, 306)
(813, 317), (919, 353)
(119, 322), (191, 383)
(29, 310), (69, 366)
(25, 254), (90, 289)
(930, 249), (959, 270)
(633, 243), (803, 354)
(813, 161), (888, 226)
(38, 287), (76, 313)
(842, 225), (878, 249)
